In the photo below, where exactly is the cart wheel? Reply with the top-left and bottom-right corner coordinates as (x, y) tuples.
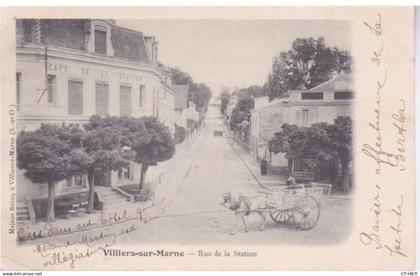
(270, 209), (293, 224)
(292, 195), (321, 230)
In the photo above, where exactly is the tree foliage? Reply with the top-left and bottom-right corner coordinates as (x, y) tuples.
(265, 37), (352, 101)
(84, 115), (175, 195)
(219, 87), (231, 114)
(174, 124), (187, 144)
(17, 124), (83, 220)
(130, 116), (175, 164)
(17, 124), (78, 185)
(229, 94), (255, 131)
(269, 117), (353, 192)
(233, 85), (266, 98)
(169, 67), (212, 119)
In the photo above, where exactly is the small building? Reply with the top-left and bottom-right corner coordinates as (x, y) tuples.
(186, 101), (200, 128)
(250, 98), (289, 171)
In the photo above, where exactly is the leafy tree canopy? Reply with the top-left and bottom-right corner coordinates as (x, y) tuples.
(229, 94), (255, 130)
(219, 87), (231, 114)
(265, 37), (352, 101)
(17, 124), (80, 184)
(132, 116), (176, 164)
(169, 67), (212, 118)
(233, 85), (266, 98)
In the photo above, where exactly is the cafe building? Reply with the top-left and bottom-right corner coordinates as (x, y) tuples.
(15, 19), (176, 222)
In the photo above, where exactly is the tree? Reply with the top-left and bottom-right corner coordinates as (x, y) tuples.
(269, 117), (352, 192)
(68, 148), (94, 210)
(328, 117), (353, 192)
(17, 124), (79, 221)
(123, 116), (175, 194)
(269, 123), (330, 160)
(219, 87), (230, 114)
(265, 37), (352, 101)
(169, 67), (212, 119)
(190, 83), (212, 119)
(233, 85), (266, 98)
(268, 123), (299, 157)
(83, 119), (135, 212)
(169, 66), (195, 87)
(229, 94), (255, 131)
(81, 115), (140, 212)
(174, 124), (187, 144)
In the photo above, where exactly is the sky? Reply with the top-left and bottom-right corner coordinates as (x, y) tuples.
(118, 20), (352, 96)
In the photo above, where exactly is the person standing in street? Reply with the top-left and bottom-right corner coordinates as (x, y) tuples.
(260, 157), (268, 176)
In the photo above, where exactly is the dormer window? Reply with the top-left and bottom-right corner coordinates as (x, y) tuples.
(94, 28), (107, 54)
(87, 20), (114, 56)
(301, 92), (323, 100)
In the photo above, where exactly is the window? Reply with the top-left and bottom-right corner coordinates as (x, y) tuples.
(68, 80), (83, 115)
(95, 82), (109, 116)
(301, 92), (324, 100)
(334, 91), (354, 100)
(47, 75), (56, 103)
(118, 166), (130, 180)
(119, 85), (132, 116)
(94, 29), (107, 55)
(16, 73), (21, 111)
(293, 159), (315, 173)
(302, 109), (309, 126)
(66, 174), (87, 188)
(139, 85), (146, 108)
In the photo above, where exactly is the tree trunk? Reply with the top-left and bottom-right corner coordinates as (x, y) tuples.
(314, 157), (319, 181)
(341, 160), (351, 193)
(138, 163), (148, 194)
(87, 172), (95, 214)
(46, 181), (55, 222)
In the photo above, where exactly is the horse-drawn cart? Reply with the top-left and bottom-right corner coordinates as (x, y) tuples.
(258, 183), (331, 231)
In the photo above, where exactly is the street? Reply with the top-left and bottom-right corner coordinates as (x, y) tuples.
(114, 104), (352, 245)
(22, 104), (352, 247)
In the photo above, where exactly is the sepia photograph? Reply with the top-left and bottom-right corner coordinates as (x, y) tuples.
(14, 18), (353, 245)
(1, 6), (415, 271)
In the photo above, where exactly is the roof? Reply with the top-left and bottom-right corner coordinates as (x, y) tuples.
(111, 25), (149, 63)
(251, 97), (288, 112)
(17, 19), (151, 63)
(309, 73), (353, 92)
(173, 85), (189, 110)
(289, 73), (353, 94)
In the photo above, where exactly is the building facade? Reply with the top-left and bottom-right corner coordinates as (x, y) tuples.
(15, 19), (176, 220)
(225, 94), (238, 125)
(186, 101), (200, 129)
(250, 98), (287, 164)
(250, 74), (353, 177)
(173, 84), (189, 129)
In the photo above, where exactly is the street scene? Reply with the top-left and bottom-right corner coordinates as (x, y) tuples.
(14, 19), (353, 249)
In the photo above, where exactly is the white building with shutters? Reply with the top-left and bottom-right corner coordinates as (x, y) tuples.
(250, 74), (353, 175)
(15, 19), (176, 221)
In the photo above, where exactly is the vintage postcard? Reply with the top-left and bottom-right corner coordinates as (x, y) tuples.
(0, 6), (415, 270)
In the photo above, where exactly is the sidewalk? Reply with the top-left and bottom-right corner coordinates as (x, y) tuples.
(146, 129), (202, 186)
(17, 130), (205, 242)
(226, 135), (287, 188)
(150, 127), (206, 207)
(227, 133), (352, 201)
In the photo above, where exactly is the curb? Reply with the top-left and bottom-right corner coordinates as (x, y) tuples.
(226, 137), (267, 189)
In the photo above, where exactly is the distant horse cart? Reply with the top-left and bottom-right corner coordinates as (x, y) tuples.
(213, 130), (223, 137)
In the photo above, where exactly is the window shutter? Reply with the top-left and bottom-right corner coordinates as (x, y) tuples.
(68, 80), (83, 115)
